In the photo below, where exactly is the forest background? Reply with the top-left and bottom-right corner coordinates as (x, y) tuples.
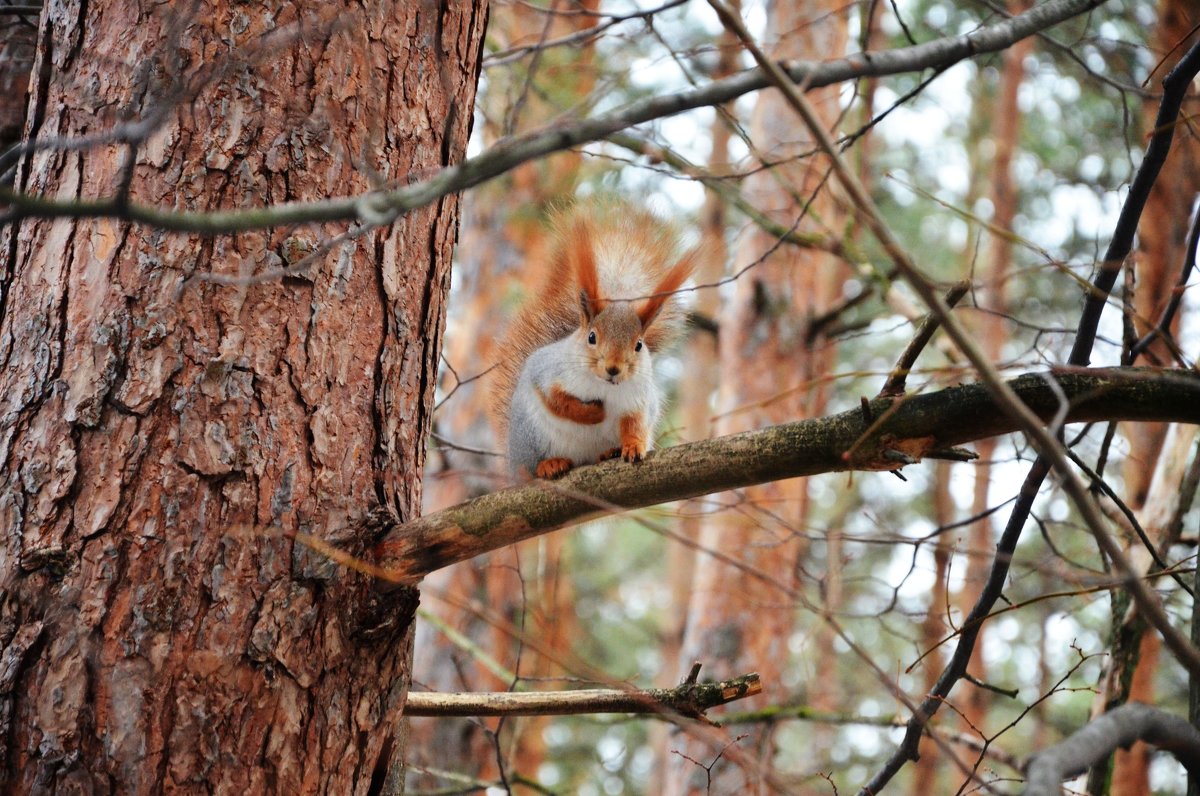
(413, 1), (1200, 794)
(1, 0), (1199, 794)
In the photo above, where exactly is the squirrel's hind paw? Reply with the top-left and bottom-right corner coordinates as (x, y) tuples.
(535, 457), (573, 479)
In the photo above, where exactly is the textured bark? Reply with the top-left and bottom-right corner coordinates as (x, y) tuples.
(663, 2), (849, 792)
(0, 1), (485, 793)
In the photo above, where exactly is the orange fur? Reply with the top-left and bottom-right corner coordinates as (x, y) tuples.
(535, 457), (573, 479)
(638, 251), (697, 330)
(537, 384), (606, 425)
(489, 201), (696, 439)
(618, 413), (648, 462)
(570, 223), (605, 320)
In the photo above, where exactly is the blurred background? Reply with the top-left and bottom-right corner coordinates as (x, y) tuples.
(404, 1), (1200, 792)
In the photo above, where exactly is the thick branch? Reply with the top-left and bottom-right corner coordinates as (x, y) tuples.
(2, 0), (1103, 233)
(1024, 703), (1200, 795)
(375, 367), (1200, 585)
(404, 672), (761, 718)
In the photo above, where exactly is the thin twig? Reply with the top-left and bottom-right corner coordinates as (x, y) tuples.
(1, 0), (1106, 234)
(404, 671), (762, 718)
(878, 280), (970, 397)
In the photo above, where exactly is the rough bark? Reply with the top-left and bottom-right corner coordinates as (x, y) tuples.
(0, 1), (485, 792)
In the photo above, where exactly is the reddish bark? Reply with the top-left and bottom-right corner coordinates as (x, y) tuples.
(0, 1), (485, 792)
(1108, 3), (1200, 791)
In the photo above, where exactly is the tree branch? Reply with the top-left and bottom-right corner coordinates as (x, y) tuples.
(857, 32), (1200, 796)
(1, 0), (1105, 234)
(405, 672), (761, 719)
(878, 280), (971, 398)
(1024, 703), (1200, 795)
(374, 367), (1200, 586)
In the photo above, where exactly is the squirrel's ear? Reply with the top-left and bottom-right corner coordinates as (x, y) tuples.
(638, 251), (696, 330)
(568, 220), (604, 321)
(579, 289), (597, 322)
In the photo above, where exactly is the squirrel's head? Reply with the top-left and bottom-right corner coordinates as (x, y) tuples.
(566, 212), (695, 386)
(578, 297), (653, 385)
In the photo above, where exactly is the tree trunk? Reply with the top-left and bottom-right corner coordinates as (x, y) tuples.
(664, 1), (848, 791)
(0, 2), (485, 792)
(1098, 4), (1200, 791)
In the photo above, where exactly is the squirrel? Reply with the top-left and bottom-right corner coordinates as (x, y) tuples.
(490, 203), (696, 480)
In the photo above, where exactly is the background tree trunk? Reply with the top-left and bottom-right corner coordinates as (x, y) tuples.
(663, 2), (848, 791)
(408, 2), (598, 789)
(958, 0), (1031, 748)
(0, 1), (485, 791)
(1096, 2), (1200, 790)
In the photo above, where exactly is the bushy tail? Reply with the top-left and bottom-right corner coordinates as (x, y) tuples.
(488, 201), (696, 439)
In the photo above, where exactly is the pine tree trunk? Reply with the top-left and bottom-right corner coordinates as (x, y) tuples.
(1101, 3), (1200, 791)
(663, 1), (848, 791)
(0, 2), (485, 792)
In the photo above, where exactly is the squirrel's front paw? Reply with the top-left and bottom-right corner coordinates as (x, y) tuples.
(535, 457), (573, 479)
(620, 442), (645, 463)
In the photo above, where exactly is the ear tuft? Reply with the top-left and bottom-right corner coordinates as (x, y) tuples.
(637, 250), (696, 331)
(568, 220), (604, 320)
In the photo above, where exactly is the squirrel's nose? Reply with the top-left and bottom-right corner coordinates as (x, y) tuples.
(606, 365), (620, 377)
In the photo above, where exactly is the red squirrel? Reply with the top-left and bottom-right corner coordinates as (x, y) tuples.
(490, 204), (695, 479)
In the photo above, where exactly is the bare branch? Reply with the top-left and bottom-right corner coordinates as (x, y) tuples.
(1070, 42), (1200, 366)
(1, 0), (1105, 234)
(1023, 703), (1200, 795)
(878, 280), (971, 398)
(405, 672), (761, 718)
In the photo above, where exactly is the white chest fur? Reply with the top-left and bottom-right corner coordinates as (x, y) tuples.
(518, 337), (661, 465)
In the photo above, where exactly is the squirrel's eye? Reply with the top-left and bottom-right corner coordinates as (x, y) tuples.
(635, 339), (643, 352)
(587, 330), (597, 345)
